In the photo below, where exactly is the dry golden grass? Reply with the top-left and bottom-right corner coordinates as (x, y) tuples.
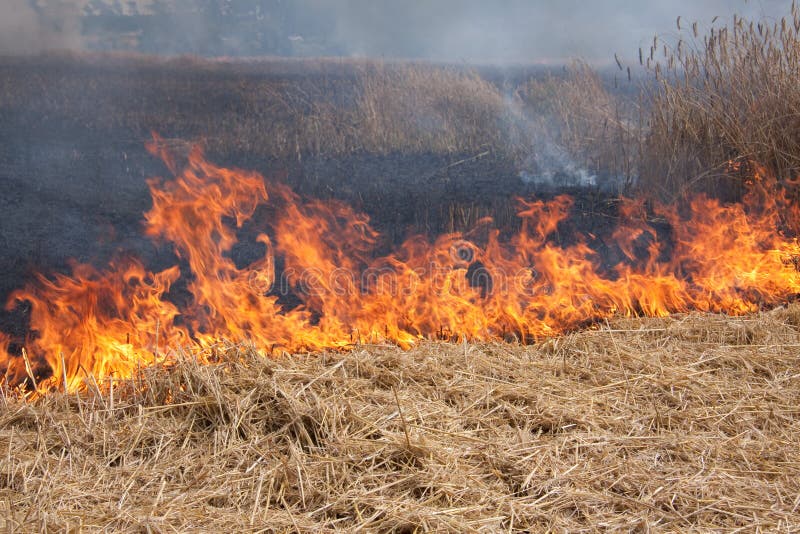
(640, 4), (800, 201)
(2, 307), (799, 532)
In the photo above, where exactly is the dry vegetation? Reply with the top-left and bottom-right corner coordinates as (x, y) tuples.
(7, 3), (800, 204)
(354, 63), (520, 157)
(639, 3), (800, 200)
(512, 1), (800, 202)
(517, 62), (641, 187)
(2, 308), (800, 532)
(0, 55), (527, 163)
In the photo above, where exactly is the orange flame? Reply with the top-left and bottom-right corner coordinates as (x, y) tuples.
(2, 139), (799, 392)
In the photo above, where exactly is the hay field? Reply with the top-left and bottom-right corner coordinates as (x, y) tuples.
(2, 308), (799, 532)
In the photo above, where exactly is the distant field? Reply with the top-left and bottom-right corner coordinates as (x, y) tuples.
(0, 53), (567, 164)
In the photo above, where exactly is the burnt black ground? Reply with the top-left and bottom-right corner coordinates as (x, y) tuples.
(0, 56), (624, 345)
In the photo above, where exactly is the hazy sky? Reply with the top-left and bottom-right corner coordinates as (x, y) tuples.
(0, 0), (794, 63)
(322, 0), (793, 63)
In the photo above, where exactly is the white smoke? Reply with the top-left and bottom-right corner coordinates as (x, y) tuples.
(519, 141), (598, 189)
(0, 0), (87, 55)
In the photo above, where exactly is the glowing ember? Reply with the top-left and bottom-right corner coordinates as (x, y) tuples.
(3, 137), (800, 392)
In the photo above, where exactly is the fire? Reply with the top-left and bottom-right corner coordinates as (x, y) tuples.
(2, 138), (800, 392)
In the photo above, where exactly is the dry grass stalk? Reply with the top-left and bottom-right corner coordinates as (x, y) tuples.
(640, 2), (800, 200)
(2, 307), (799, 531)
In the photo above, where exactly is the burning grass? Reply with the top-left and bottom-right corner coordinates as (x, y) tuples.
(4, 139), (800, 394)
(2, 309), (799, 531)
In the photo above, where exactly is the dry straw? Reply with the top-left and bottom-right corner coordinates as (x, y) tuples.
(2, 306), (799, 531)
